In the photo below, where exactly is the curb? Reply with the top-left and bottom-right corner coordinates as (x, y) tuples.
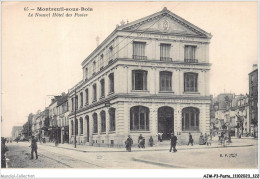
(40, 143), (254, 153)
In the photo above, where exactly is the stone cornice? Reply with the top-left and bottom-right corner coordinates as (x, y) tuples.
(69, 58), (211, 95)
(68, 93), (211, 117)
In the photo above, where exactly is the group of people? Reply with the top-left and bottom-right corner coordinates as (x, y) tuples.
(125, 134), (155, 152)
(125, 133), (178, 153)
(199, 133), (212, 146)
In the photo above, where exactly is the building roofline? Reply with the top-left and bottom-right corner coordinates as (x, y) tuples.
(81, 7), (212, 67)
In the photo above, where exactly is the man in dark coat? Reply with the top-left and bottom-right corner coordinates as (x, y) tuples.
(125, 135), (133, 152)
(187, 132), (193, 146)
(138, 134), (145, 148)
(30, 136), (38, 159)
(169, 133), (177, 152)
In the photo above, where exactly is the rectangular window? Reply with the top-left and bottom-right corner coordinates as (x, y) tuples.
(109, 46), (113, 61)
(184, 45), (197, 63)
(85, 88), (89, 105)
(132, 70), (147, 90)
(109, 73), (114, 93)
(100, 79), (105, 98)
(133, 42), (147, 60)
(160, 71), (172, 91)
(100, 54), (104, 70)
(85, 68), (88, 80)
(93, 84), (97, 102)
(184, 73), (198, 92)
(80, 92), (83, 107)
(93, 61), (96, 75)
(160, 44), (171, 61)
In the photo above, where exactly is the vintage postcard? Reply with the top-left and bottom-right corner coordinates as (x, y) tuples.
(1, 1), (259, 178)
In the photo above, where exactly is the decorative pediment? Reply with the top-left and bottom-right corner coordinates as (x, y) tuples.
(118, 7), (211, 38)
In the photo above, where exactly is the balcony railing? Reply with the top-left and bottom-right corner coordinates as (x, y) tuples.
(133, 55), (147, 60)
(160, 57), (172, 61)
(184, 59), (198, 63)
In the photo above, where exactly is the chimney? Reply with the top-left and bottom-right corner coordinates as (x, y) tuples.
(253, 64), (257, 71)
(96, 36), (100, 47)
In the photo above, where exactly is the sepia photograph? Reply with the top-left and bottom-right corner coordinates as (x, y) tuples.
(1, 1), (259, 178)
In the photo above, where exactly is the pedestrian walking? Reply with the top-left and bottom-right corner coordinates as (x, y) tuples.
(149, 136), (154, 147)
(187, 132), (193, 146)
(169, 133), (177, 152)
(204, 133), (208, 145)
(30, 136), (38, 159)
(125, 135), (133, 152)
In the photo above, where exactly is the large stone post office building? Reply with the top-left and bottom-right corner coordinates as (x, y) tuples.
(68, 7), (212, 147)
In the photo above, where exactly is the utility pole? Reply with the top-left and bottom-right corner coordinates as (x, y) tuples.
(74, 87), (77, 148)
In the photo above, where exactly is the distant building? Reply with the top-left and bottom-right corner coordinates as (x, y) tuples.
(11, 126), (23, 140)
(213, 93), (250, 137)
(214, 93), (234, 130)
(48, 96), (62, 142)
(57, 93), (69, 143)
(249, 64), (258, 137)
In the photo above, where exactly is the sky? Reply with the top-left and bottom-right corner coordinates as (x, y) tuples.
(1, 1), (258, 137)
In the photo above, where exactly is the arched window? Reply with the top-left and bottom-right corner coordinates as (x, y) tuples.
(80, 118), (83, 135)
(130, 106), (149, 131)
(75, 119), (78, 135)
(100, 111), (106, 133)
(182, 107), (199, 131)
(93, 113), (98, 133)
(132, 70), (147, 90)
(184, 73), (198, 92)
(109, 108), (116, 131)
(160, 71), (172, 91)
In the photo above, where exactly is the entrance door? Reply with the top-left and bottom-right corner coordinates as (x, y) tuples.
(158, 107), (174, 140)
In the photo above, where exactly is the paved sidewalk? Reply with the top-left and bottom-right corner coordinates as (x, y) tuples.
(39, 137), (257, 153)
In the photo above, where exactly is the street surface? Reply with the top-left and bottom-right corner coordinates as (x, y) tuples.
(5, 138), (258, 169)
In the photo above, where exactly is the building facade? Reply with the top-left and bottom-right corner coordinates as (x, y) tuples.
(68, 7), (212, 147)
(249, 64), (258, 137)
(57, 93), (69, 143)
(48, 96), (62, 142)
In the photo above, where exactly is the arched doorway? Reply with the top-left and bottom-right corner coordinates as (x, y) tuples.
(158, 106), (174, 140)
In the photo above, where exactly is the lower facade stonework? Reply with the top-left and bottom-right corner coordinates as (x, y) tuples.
(68, 98), (211, 147)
